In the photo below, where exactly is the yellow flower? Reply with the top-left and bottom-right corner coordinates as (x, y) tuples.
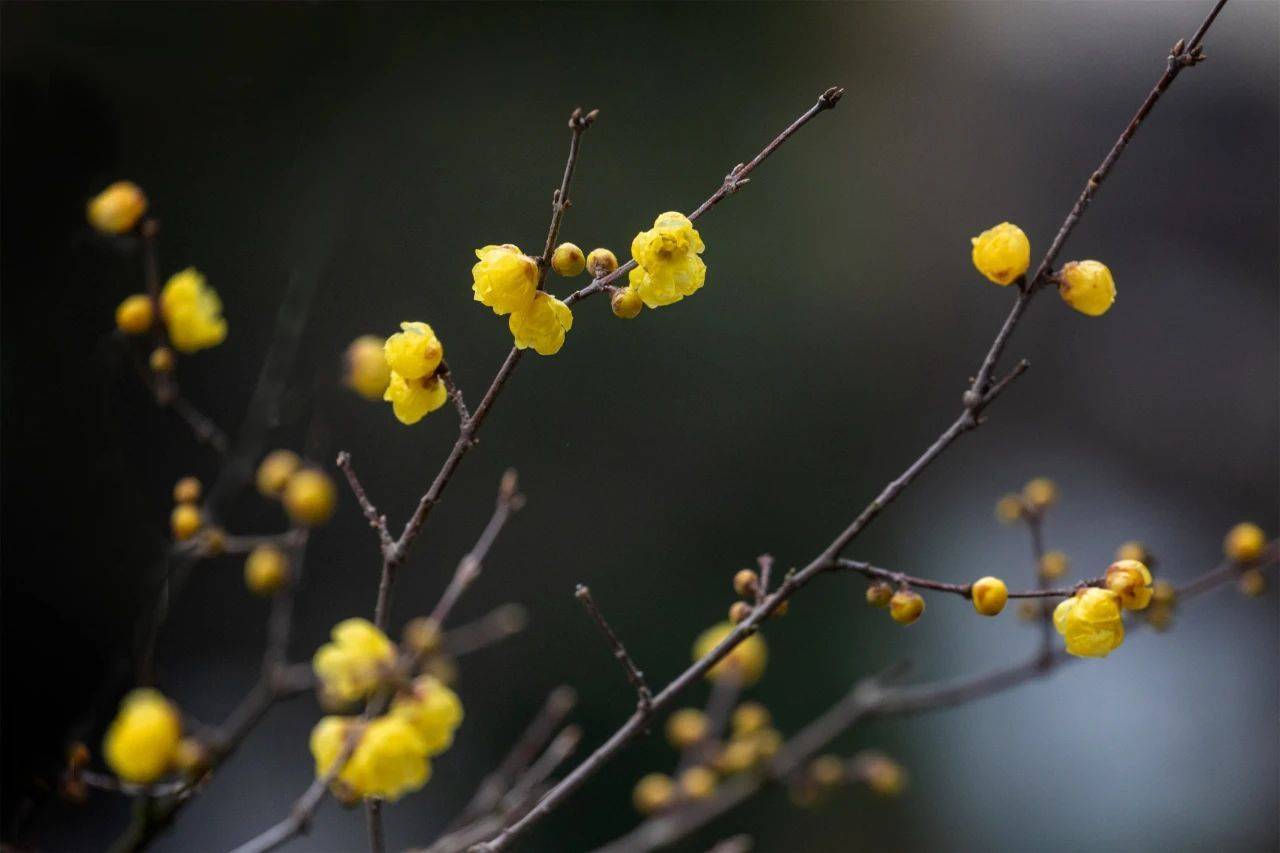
(1105, 559), (1153, 610)
(1224, 522), (1266, 563)
(665, 708), (708, 749)
(472, 244), (539, 316)
(283, 468), (336, 526)
(256, 450), (301, 498)
(390, 676), (464, 757)
(610, 287), (643, 319)
(1115, 541), (1151, 564)
(730, 701), (770, 737)
(171, 504), (202, 541)
(159, 268), (227, 353)
(87, 181), (147, 235)
(384, 372), (448, 425)
(860, 754), (907, 797)
(633, 773), (675, 815)
(115, 295), (154, 335)
(809, 755), (846, 787)
(172, 737), (210, 778)
(1053, 587), (1124, 658)
(678, 765), (717, 800)
(586, 247), (618, 278)
(715, 737), (760, 775)
(692, 622), (767, 686)
(149, 346), (175, 373)
(889, 589), (925, 625)
(1022, 477), (1057, 510)
(1040, 550), (1069, 580)
(311, 716), (430, 801)
(244, 545), (291, 596)
(628, 212), (707, 308)
(345, 336), (391, 400)
(1238, 568), (1267, 597)
(1151, 580), (1176, 605)
(312, 618), (396, 704)
(970, 222), (1030, 286)
(103, 689), (181, 784)
(1058, 260), (1116, 316)
(551, 242), (586, 277)
(509, 291), (573, 356)
(383, 322), (443, 381)
(971, 576), (1008, 616)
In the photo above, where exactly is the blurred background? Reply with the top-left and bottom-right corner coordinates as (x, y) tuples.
(2, 2), (1277, 851)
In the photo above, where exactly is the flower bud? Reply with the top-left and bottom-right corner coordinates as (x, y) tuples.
(809, 754), (846, 787)
(1238, 568), (1267, 597)
(173, 476), (202, 505)
(245, 544), (291, 596)
(1151, 580), (1176, 605)
(732, 569), (758, 598)
(344, 335), (391, 401)
(995, 493), (1024, 524)
(1105, 559), (1153, 610)
(1058, 260), (1116, 317)
(402, 617), (443, 657)
(632, 773), (674, 815)
(149, 346), (175, 373)
(678, 765), (717, 800)
(1053, 588), (1124, 657)
(752, 727), (782, 761)
(970, 576), (1008, 616)
(115, 295), (154, 335)
(201, 527), (227, 556)
(1022, 477), (1057, 510)
(889, 589), (924, 625)
(256, 450), (301, 498)
(586, 247), (619, 278)
(859, 753), (907, 797)
(1224, 522), (1266, 564)
(551, 242), (586, 277)
(610, 287), (643, 319)
(728, 601), (751, 624)
(171, 504), (202, 541)
(87, 181), (147, 234)
(714, 738), (759, 775)
(1146, 602), (1174, 631)
(970, 222), (1030, 286)
(283, 468), (337, 527)
(665, 708), (708, 750)
(1039, 550), (1069, 580)
(731, 701), (770, 737)
(865, 580), (894, 608)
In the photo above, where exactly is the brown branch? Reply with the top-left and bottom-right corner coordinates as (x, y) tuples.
(575, 586), (653, 712)
(336, 451), (394, 552)
(474, 7), (1228, 846)
(834, 558), (1101, 600)
(429, 471), (525, 628)
(169, 394), (230, 456)
(438, 361), (471, 424)
(442, 603), (529, 658)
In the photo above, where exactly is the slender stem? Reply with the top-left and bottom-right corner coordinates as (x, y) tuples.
(575, 586), (653, 712)
(337, 452), (393, 552)
(835, 558), (1100, 600)
(366, 801), (386, 853)
(430, 472), (524, 627)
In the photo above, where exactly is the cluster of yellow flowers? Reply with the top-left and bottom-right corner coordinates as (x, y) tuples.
(995, 476), (1059, 523)
(382, 322), (448, 424)
(726, 567), (789, 626)
(472, 245), (574, 355)
(308, 618), (463, 800)
(255, 449), (336, 527)
(971, 222), (1116, 316)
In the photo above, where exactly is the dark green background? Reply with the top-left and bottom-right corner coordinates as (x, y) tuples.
(3, 2), (1277, 851)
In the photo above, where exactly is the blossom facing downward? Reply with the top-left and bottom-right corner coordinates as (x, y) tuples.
(970, 222), (1030, 286)
(103, 689), (181, 784)
(971, 576), (1008, 616)
(889, 589), (925, 625)
(472, 244), (539, 316)
(345, 336), (392, 400)
(633, 773), (675, 814)
(692, 622), (767, 686)
(384, 373), (448, 425)
(390, 676), (464, 756)
(1105, 559), (1153, 610)
(87, 181), (147, 235)
(1224, 522), (1266, 563)
(610, 287), (643, 319)
(384, 322), (443, 381)
(160, 269), (227, 353)
(509, 291), (573, 355)
(1053, 587), (1124, 658)
(1058, 260), (1116, 316)
(1022, 477), (1057, 510)
(116, 295), (154, 335)
(310, 716), (430, 801)
(312, 618), (396, 704)
(628, 212), (707, 308)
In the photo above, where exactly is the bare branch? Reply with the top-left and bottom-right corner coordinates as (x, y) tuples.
(336, 451), (393, 552)
(575, 586), (652, 713)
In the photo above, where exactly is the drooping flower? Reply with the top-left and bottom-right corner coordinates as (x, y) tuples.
(628, 212), (707, 308)
(970, 222), (1030, 286)
(312, 618), (396, 704)
(508, 291), (573, 355)
(384, 372), (448, 425)
(159, 268), (227, 353)
(1058, 260), (1116, 316)
(384, 322), (443, 380)
(345, 335), (392, 400)
(1105, 559), (1153, 610)
(472, 244), (539, 316)
(389, 675), (464, 756)
(310, 715), (430, 801)
(87, 181), (148, 235)
(1053, 587), (1125, 658)
(103, 689), (182, 784)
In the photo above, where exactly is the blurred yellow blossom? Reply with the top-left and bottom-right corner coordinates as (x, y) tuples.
(103, 689), (181, 784)
(970, 222), (1030, 285)
(160, 268), (227, 353)
(345, 335), (391, 400)
(87, 181), (147, 235)
(283, 468), (336, 526)
(115, 294), (154, 335)
(313, 618), (396, 704)
(692, 622), (766, 686)
(1224, 522), (1266, 563)
(311, 715), (430, 801)
(509, 291), (573, 355)
(390, 675), (464, 756)
(1053, 587), (1124, 658)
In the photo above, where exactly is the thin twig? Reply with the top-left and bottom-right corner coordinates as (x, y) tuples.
(835, 558), (1101, 600)
(169, 394), (230, 456)
(336, 451), (394, 552)
(442, 603), (529, 658)
(575, 586), (653, 712)
(429, 471), (525, 628)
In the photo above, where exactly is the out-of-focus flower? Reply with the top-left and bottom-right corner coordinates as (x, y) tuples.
(103, 689), (181, 783)
(87, 181), (147, 234)
(692, 622), (766, 685)
(312, 618), (396, 704)
(472, 244), (539, 316)
(345, 336), (392, 400)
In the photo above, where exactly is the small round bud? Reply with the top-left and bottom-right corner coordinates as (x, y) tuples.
(678, 765), (717, 801)
(773, 600), (790, 618)
(1151, 580), (1176, 605)
(201, 527), (227, 556)
(1058, 260), (1116, 317)
(810, 754), (846, 787)
(551, 242), (586, 277)
(1224, 522), (1267, 564)
(731, 701), (771, 737)
(402, 617), (443, 656)
(173, 737), (211, 777)
(283, 468), (337, 526)
(172, 476), (202, 505)
(859, 754), (906, 797)
(1238, 568), (1267, 597)
(713, 738), (758, 775)
(889, 589), (925, 625)
(171, 504), (202, 541)
(256, 450), (301, 498)
(865, 580), (894, 608)
(1022, 477), (1057, 510)
(665, 708), (708, 750)
(1146, 602), (1174, 631)
(1115, 541), (1151, 565)
(586, 247), (618, 277)
(115, 295), (154, 335)
(610, 287), (643, 320)
(632, 773), (674, 815)
(344, 335), (391, 401)
(1105, 559), (1154, 610)
(732, 569), (758, 598)
(970, 222), (1030, 286)
(425, 654), (458, 686)
(970, 576), (1008, 616)
(995, 494), (1024, 524)
(1039, 550), (1069, 580)
(244, 545), (291, 596)
(728, 601), (752, 624)
(149, 346), (175, 373)
(87, 181), (148, 234)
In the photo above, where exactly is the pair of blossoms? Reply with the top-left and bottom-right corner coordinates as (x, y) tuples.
(362, 212), (707, 425)
(309, 618), (463, 801)
(92, 183), (228, 360)
(971, 221), (1116, 316)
